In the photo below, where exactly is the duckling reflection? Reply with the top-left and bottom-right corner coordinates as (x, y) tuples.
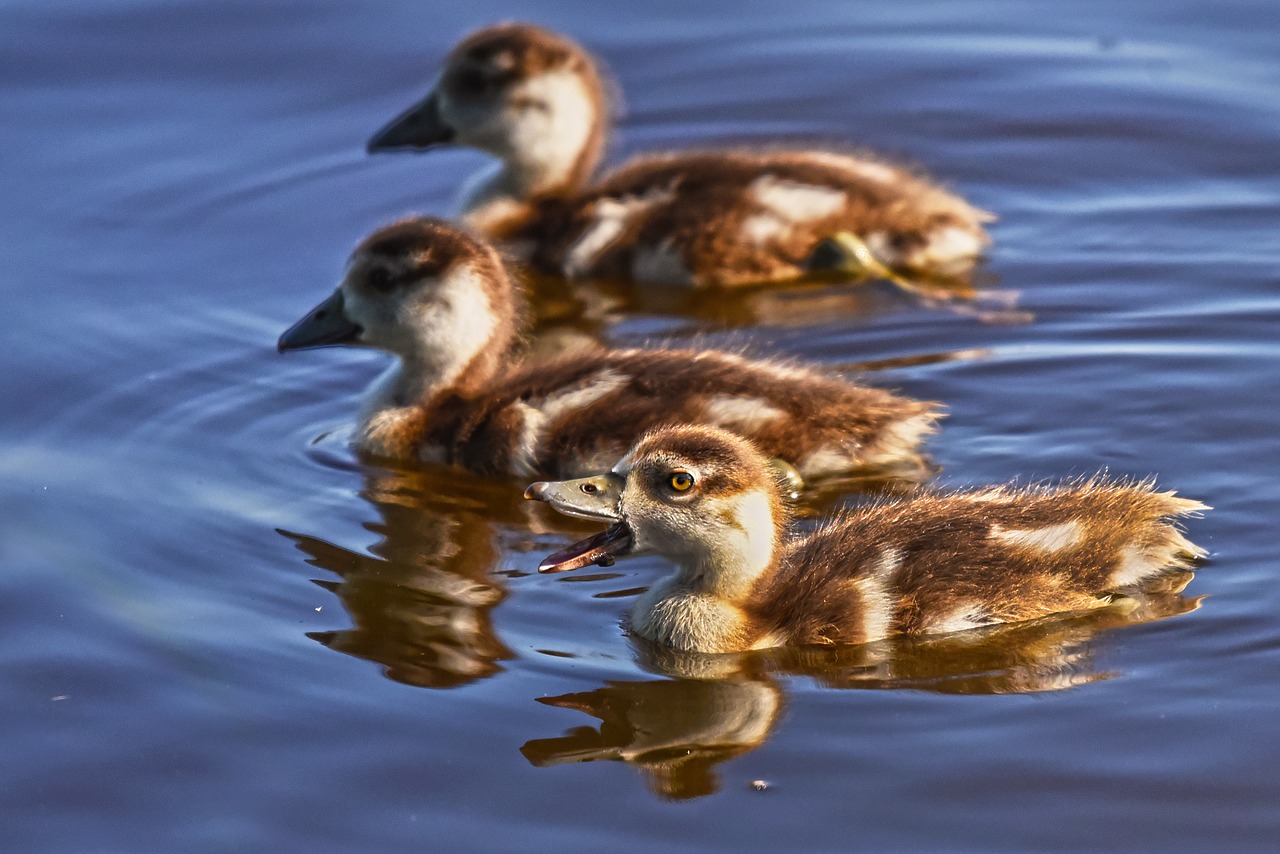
(279, 465), (523, 689)
(521, 651), (783, 801)
(529, 268), (1028, 341)
(522, 590), (1199, 799)
(772, 584), (1201, 694)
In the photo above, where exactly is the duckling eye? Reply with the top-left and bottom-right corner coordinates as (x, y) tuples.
(453, 67), (492, 96)
(668, 471), (694, 492)
(579, 482), (598, 495)
(367, 268), (395, 293)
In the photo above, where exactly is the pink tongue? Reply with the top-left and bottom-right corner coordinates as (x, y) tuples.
(539, 523), (633, 573)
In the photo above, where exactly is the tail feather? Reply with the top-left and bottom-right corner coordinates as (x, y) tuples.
(1108, 492), (1209, 591)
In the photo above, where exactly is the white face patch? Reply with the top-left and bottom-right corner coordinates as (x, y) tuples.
(749, 175), (847, 224)
(408, 265), (497, 385)
(444, 69), (597, 198)
(990, 520), (1083, 553)
(562, 188), (674, 278)
(701, 394), (786, 432)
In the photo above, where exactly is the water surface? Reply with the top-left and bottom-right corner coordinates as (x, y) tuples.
(3, 0), (1279, 850)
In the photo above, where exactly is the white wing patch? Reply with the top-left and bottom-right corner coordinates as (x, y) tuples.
(926, 602), (994, 635)
(702, 394), (786, 431)
(749, 175), (846, 229)
(850, 546), (901, 641)
(798, 445), (855, 479)
(508, 401), (544, 478)
(990, 521), (1083, 553)
(535, 368), (629, 422)
(506, 369), (630, 477)
(862, 411), (937, 463)
(1109, 523), (1204, 589)
(910, 225), (985, 275)
(741, 211), (790, 244)
(562, 187), (674, 278)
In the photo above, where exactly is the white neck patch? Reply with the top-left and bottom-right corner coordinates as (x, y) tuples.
(403, 264), (498, 393)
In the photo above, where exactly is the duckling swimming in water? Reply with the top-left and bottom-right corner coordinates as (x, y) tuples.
(526, 425), (1207, 653)
(367, 23), (993, 288)
(277, 217), (939, 479)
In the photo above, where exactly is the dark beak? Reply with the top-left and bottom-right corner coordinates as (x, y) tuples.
(525, 473), (633, 573)
(523, 473), (625, 522)
(277, 289), (362, 352)
(367, 91), (456, 153)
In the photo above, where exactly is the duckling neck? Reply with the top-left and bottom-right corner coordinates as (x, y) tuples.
(391, 328), (513, 407)
(460, 153), (596, 220)
(381, 266), (521, 408)
(459, 88), (604, 210)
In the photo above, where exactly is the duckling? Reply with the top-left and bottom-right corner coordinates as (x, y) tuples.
(277, 217), (939, 479)
(367, 23), (993, 288)
(526, 425), (1207, 654)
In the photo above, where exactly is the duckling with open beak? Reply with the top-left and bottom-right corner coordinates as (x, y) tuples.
(527, 425), (1208, 654)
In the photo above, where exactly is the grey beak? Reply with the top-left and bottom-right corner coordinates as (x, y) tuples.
(367, 91), (456, 153)
(277, 289), (362, 352)
(524, 473), (625, 522)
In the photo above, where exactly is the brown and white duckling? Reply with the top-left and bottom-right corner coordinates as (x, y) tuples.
(277, 217), (939, 479)
(367, 23), (993, 288)
(526, 425), (1208, 654)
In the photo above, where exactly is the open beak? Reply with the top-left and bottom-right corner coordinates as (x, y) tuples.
(524, 474), (634, 573)
(277, 289), (362, 352)
(367, 91), (456, 153)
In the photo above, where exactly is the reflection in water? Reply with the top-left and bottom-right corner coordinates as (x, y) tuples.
(523, 588), (1200, 799)
(279, 465), (527, 689)
(773, 585), (1201, 694)
(522, 666), (783, 801)
(523, 269), (1029, 341)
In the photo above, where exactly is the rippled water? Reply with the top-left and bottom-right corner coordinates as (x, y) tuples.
(4, 0), (1279, 850)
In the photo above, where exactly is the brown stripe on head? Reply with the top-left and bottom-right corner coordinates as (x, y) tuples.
(353, 217), (515, 314)
(448, 23), (591, 82)
(624, 425), (771, 497)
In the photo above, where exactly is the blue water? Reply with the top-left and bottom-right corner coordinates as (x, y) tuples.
(3, 1), (1279, 850)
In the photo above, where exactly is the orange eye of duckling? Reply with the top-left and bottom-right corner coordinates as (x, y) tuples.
(668, 471), (694, 492)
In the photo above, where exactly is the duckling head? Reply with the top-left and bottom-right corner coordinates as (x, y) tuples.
(368, 23), (609, 199)
(278, 217), (518, 396)
(528, 426), (789, 597)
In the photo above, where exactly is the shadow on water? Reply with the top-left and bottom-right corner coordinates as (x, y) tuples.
(522, 590), (1201, 800)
